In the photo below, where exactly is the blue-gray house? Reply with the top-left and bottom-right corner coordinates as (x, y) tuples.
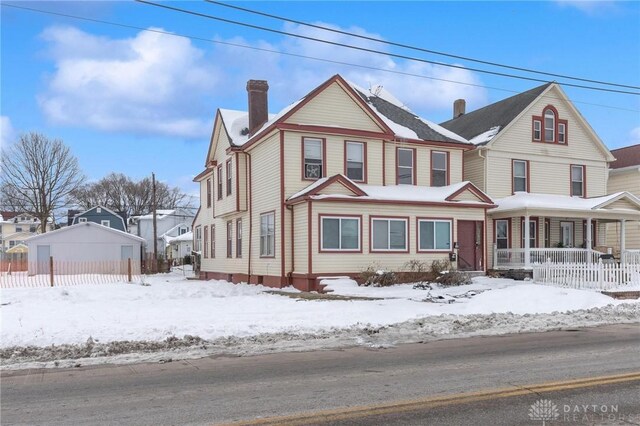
(72, 206), (127, 232)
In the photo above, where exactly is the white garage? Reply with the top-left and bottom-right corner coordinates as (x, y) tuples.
(26, 222), (145, 275)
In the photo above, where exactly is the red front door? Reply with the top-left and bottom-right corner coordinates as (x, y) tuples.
(457, 221), (484, 271)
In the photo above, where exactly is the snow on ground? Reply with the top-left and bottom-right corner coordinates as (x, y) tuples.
(1, 271), (638, 369)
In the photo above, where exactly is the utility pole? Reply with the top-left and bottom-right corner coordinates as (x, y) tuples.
(152, 172), (158, 272)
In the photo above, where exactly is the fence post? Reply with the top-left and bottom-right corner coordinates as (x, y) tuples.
(49, 256), (54, 287)
(128, 258), (132, 283)
(597, 259), (603, 289)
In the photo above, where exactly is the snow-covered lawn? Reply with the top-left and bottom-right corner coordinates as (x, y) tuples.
(1, 271), (638, 368)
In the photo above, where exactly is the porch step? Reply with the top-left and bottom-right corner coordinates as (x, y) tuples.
(601, 291), (640, 300)
(460, 271), (485, 279)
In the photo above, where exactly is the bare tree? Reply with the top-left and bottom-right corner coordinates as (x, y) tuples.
(71, 173), (194, 217)
(1, 132), (84, 232)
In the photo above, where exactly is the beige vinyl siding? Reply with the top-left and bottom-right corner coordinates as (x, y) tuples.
(606, 199), (639, 210)
(463, 150), (485, 191)
(606, 169), (640, 250)
(200, 212), (248, 274)
(317, 182), (359, 196)
(384, 142), (465, 187)
(248, 133), (281, 277)
(309, 202), (486, 273)
(608, 169), (640, 195)
(292, 202), (309, 274)
(284, 82), (383, 132)
(606, 220), (640, 251)
(451, 189), (486, 202)
(237, 153), (248, 211)
(490, 86), (610, 163)
(213, 128), (238, 217)
(486, 151), (608, 199)
(283, 132), (385, 197)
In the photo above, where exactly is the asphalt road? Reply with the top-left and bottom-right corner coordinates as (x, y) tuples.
(2, 323), (639, 425)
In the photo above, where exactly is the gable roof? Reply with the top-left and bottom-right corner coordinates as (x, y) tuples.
(347, 82), (469, 144)
(73, 205), (127, 229)
(287, 174), (494, 206)
(440, 83), (552, 145)
(610, 144), (640, 169)
(26, 221), (145, 243)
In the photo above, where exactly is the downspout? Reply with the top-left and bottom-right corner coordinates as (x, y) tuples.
(478, 147), (487, 192)
(246, 151), (252, 283)
(287, 204), (294, 279)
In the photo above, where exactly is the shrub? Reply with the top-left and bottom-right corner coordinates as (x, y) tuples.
(397, 259), (433, 285)
(359, 263), (398, 287)
(183, 255), (192, 265)
(430, 259), (451, 276)
(434, 270), (471, 286)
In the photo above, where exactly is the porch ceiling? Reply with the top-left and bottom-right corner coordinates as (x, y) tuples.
(488, 207), (640, 221)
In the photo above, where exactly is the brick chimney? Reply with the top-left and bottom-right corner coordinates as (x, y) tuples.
(246, 80), (269, 135)
(453, 99), (466, 119)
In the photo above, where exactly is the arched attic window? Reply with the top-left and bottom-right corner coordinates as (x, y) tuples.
(544, 108), (555, 142)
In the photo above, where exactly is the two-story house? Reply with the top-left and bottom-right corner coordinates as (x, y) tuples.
(193, 75), (495, 291)
(71, 206), (128, 232)
(0, 212), (54, 260)
(606, 144), (640, 258)
(440, 83), (640, 269)
(134, 208), (194, 257)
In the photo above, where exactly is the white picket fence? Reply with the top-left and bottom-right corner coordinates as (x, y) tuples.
(532, 260), (640, 290)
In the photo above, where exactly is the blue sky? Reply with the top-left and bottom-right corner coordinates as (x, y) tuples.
(2, 1), (639, 196)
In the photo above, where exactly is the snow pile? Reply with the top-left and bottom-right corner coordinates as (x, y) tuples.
(1, 273), (638, 369)
(469, 126), (501, 145)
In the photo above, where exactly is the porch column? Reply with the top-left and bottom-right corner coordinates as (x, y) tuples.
(620, 219), (626, 263)
(524, 215), (531, 269)
(586, 217), (592, 264)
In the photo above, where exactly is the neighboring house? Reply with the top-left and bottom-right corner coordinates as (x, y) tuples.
(0, 211), (54, 260)
(26, 222), (144, 275)
(71, 206), (128, 232)
(193, 75), (495, 291)
(134, 208), (195, 256)
(606, 144), (640, 253)
(164, 230), (193, 262)
(440, 83), (640, 269)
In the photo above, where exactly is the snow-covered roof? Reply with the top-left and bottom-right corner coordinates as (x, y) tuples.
(493, 191), (640, 214)
(288, 174), (493, 205)
(468, 126), (501, 145)
(164, 231), (193, 245)
(219, 109), (278, 147)
(26, 221), (145, 243)
(346, 81), (469, 144)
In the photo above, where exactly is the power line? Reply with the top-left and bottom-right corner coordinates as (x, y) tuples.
(2, 2), (638, 113)
(135, 0), (640, 96)
(205, 0), (640, 91)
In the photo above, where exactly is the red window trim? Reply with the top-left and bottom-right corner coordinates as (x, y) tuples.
(226, 159), (232, 196)
(493, 218), (512, 249)
(236, 218), (242, 258)
(301, 137), (327, 181)
(259, 210), (276, 258)
(343, 140), (367, 183)
(532, 118), (542, 141)
(369, 215), (410, 253)
(203, 225), (208, 259)
(216, 165), (223, 200)
(416, 216), (454, 253)
(226, 220), (233, 258)
(532, 105), (568, 145)
(520, 216), (539, 249)
(318, 214), (363, 253)
(210, 224), (215, 259)
(430, 150), (450, 187)
(206, 178), (212, 208)
(396, 147), (417, 185)
(511, 159), (530, 194)
(570, 164), (586, 198)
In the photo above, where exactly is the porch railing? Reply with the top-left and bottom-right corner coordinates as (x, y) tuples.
(533, 260), (640, 290)
(494, 248), (604, 269)
(622, 250), (640, 265)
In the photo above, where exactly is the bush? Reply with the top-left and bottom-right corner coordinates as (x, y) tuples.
(434, 270), (471, 286)
(183, 255), (192, 265)
(359, 264), (398, 287)
(397, 260), (433, 285)
(430, 259), (451, 276)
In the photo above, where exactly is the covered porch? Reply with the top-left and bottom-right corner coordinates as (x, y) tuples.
(488, 192), (640, 270)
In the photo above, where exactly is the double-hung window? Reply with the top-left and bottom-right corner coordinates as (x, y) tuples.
(211, 225), (215, 258)
(226, 221), (233, 258)
(345, 141), (365, 182)
(204, 225), (209, 258)
(226, 160), (232, 196)
(571, 165), (585, 197)
(303, 138), (324, 180)
(321, 216), (360, 251)
(371, 218), (407, 251)
(418, 220), (451, 251)
(496, 220), (509, 249)
(513, 160), (528, 193)
(544, 109), (555, 142)
(558, 123), (566, 144)
(520, 219), (537, 249)
(206, 178), (212, 208)
(217, 166), (223, 200)
(236, 219), (242, 258)
(260, 212), (275, 257)
(431, 151), (448, 187)
(397, 148), (414, 185)
(195, 226), (201, 252)
(533, 119), (542, 141)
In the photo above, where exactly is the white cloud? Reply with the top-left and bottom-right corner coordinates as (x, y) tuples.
(554, 0), (620, 15)
(0, 116), (17, 149)
(39, 26), (217, 139)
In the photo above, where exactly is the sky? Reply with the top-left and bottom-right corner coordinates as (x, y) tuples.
(1, 1), (639, 197)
